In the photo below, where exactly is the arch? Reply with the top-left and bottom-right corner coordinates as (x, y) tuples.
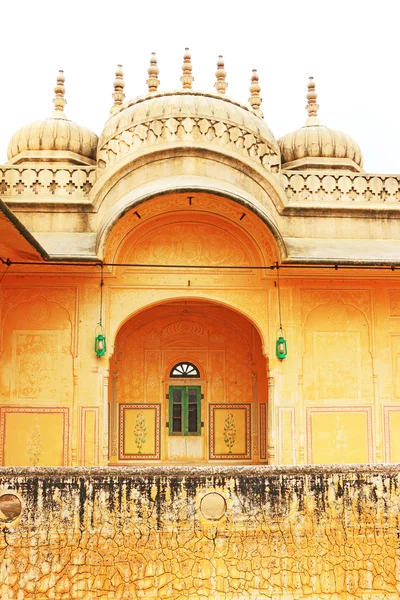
(96, 177), (286, 261)
(106, 203), (275, 272)
(109, 298), (268, 465)
(90, 146), (288, 261)
(169, 362), (201, 378)
(91, 144), (286, 215)
(108, 294), (269, 358)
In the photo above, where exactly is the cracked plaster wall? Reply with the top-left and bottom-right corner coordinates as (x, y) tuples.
(1, 465), (400, 599)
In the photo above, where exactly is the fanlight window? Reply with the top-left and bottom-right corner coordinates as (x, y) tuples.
(170, 362), (200, 378)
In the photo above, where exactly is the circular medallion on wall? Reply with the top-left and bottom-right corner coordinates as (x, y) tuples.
(27, 301), (50, 324)
(0, 493), (22, 523)
(326, 302), (347, 324)
(200, 492), (227, 521)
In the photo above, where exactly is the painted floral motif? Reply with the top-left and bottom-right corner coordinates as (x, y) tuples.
(133, 412), (147, 454)
(26, 416), (43, 466)
(223, 412), (236, 454)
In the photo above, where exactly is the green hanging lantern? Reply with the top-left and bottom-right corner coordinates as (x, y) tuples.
(95, 266), (106, 357)
(276, 328), (287, 359)
(95, 325), (107, 357)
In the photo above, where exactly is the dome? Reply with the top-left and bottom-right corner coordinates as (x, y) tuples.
(278, 78), (363, 172)
(7, 71), (98, 166)
(97, 55), (280, 175)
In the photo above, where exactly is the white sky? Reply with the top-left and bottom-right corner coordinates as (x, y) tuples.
(1, 0), (398, 173)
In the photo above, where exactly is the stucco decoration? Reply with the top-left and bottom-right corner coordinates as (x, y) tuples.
(103, 193), (278, 267)
(282, 171), (400, 204)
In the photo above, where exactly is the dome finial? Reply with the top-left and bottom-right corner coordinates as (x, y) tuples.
(52, 70), (67, 119)
(305, 77), (320, 125)
(215, 55), (228, 95)
(181, 48), (194, 90)
(249, 69), (263, 118)
(147, 52), (160, 92)
(111, 64), (125, 114)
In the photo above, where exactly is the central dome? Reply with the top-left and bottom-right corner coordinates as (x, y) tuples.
(97, 88), (280, 174)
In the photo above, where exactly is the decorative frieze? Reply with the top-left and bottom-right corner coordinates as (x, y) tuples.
(0, 166), (96, 200)
(282, 171), (400, 205)
(97, 116), (280, 173)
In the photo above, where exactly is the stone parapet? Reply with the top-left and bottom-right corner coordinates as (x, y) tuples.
(282, 170), (400, 206)
(0, 165), (97, 201)
(0, 465), (399, 598)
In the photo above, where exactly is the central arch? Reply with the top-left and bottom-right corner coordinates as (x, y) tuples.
(108, 299), (268, 465)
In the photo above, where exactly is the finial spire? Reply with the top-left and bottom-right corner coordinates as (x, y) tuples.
(215, 55), (228, 95)
(52, 70), (67, 118)
(147, 52), (160, 92)
(111, 64), (125, 114)
(248, 69), (263, 118)
(181, 48), (194, 90)
(305, 77), (320, 125)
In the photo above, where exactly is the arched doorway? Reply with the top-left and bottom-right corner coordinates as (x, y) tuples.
(109, 300), (268, 465)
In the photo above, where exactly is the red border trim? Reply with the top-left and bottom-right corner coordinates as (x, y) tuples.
(259, 403), (267, 460)
(306, 405), (373, 463)
(0, 406), (69, 465)
(209, 403), (251, 460)
(80, 407), (99, 466)
(119, 403), (161, 460)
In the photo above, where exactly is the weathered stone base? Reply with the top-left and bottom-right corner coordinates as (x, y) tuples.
(1, 465), (400, 599)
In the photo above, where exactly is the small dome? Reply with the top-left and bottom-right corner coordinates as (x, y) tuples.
(7, 71), (98, 166)
(98, 53), (280, 174)
(278, 78), (363, 172)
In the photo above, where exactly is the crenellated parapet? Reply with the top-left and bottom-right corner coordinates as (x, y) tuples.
(282, 170), (400, 206)
(0, 165), (97, 201)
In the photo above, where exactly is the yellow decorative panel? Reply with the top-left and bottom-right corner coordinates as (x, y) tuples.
(80, 407), (99, 466)
(388, 290), (400, 317)
(384, 406), (400, 462)
(209, 404), (251, 459)
(119, 404), (161, 460)
(279, 407), (295, 465)
(12, 331), (60, 401)
(144, 349), (160, 402)
(391, 334), (400, 398)
(302, 295), (373, 404)
(210, 350), (225, 402)
(0, 406), (69, 466)
(313, 331), (361, 400)
(307, 407), (373, 464)
(127, 220), (253, 267)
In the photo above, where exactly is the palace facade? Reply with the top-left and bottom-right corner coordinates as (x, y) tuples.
(1, 51), (400, 599)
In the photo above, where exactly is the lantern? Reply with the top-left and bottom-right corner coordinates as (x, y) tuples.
(276, 329), (287, 359)
(95, 325), (107, 357)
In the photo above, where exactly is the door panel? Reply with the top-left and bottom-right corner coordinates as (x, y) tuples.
(167, 385), (203, 461)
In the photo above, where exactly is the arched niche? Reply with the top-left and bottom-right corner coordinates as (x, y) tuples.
(102, 191), (280, 269)
(108, 299), (268, 465)
(0, 295), (73, 404)
(302, 299), (373, 402)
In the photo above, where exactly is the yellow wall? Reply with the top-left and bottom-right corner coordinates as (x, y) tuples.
(1, 195), (400, 466)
